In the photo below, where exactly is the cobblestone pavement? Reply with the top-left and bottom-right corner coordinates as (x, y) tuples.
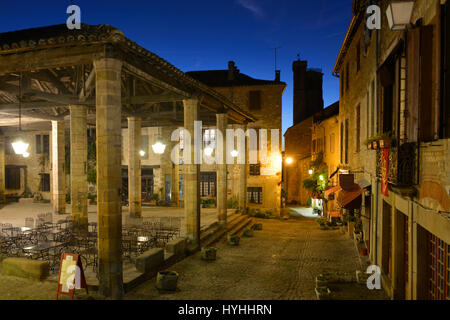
(0, 214), (388, 300)
(126, 215), (388, 300)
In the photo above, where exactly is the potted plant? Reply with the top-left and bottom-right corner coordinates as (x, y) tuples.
(242, 228), (254, 238)
(149, 193), (159, 206)
(315, 286), (332, 300)
(201, 247), (217, 261)
(156, 271), (179, 291)
(227, 234), (240, 246)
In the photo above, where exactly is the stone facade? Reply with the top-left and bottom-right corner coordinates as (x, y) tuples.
(187, 63), (286, 214)
(284, 117), (313, 205)
(334, 0), (450, 300)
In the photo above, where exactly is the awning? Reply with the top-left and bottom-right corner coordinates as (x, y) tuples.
(324, 185), (342, 198)
(337, 184), (363, 210)
(358, 179), (371, 189)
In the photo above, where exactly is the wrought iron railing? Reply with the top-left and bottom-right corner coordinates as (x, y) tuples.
(376, 142), (418, 187)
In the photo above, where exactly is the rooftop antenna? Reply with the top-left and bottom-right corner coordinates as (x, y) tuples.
(272, 46), (282, 71)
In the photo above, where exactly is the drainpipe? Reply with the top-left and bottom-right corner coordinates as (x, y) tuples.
(374, 26), (380, 265)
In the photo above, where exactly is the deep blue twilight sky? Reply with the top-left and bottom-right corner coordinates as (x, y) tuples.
(0, 0), (353, 134)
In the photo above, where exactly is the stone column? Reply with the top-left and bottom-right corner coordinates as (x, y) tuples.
(94, 57), (124, 299)
(238, 124), (248, 212)
(0, 135), (5, 204)
(216, 113), (228, 225)
(70, 105), (88, 234)
(127, 117), (142, 218)
(51, 120), (66, 215)
(183, 99), (200, 249)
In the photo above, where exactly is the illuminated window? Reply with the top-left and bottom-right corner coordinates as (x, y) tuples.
(203, 129), (216, 149)
(247, 187), (262, 204)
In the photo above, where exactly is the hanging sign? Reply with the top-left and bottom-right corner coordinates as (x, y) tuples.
(56, 253), (88, 300)
(381, 149), (389, 197)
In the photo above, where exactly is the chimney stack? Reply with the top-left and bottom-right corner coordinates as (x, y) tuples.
(228, 61), (236, 81)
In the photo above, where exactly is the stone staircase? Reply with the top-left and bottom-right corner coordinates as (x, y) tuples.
(200, 213), (254, 248)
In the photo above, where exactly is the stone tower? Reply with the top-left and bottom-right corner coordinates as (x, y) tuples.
(292, 59), (324, 125)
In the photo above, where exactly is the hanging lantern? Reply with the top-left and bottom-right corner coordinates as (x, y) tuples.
(386, 0), (415, 31)
(152, 139), (166, 154)
(204, 146), (214, 157)
(12, 137), (29, 155)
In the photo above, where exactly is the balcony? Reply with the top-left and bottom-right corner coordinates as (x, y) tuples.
(376, 142), (418, 188)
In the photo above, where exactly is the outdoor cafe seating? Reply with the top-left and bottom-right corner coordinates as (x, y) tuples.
(0, 215), (182, 275)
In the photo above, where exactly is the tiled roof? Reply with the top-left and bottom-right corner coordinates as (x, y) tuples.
(186, 70), (285, 87)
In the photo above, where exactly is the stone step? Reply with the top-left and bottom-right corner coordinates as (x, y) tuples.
(228, 216), (254, 237)
(200, 214), (248, 248)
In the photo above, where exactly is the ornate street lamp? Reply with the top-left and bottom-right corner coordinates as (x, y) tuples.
(386, 0), (415, 31)
(12, 73), (29, 156)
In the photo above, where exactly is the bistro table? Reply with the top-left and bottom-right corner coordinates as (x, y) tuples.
(22, 241), (67, 271)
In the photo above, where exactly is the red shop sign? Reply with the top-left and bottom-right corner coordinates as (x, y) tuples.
(381, 149), (389, 197)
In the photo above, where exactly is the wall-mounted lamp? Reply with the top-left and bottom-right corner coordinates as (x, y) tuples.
(139, 150), (146, 157)
(285, 157), (293, 165)
(386, 0), (415, 31)
(231, 150), (239, 158)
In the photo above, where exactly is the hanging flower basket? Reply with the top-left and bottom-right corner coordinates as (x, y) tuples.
(379, 139), (392, 149)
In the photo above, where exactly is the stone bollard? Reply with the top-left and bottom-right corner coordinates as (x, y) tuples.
(156, 271), (179, 291)
(227, 234), (240, 246)
(201, 247), (217, 261)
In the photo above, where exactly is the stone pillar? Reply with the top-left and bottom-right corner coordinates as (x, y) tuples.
(0, 135), (5, 204)
(70, 105), (88, 234)
(94, 57), (124, 299)
(183, 99), (200, 249)
(216, 113), (228, 225)
(127, 117), (142, 218)
(51, 120), (66, 215)
(238, 124), (248, 212)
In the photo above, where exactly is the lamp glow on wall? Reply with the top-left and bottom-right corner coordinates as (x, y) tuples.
(12, 72), (29, 157)
(386, 0), (415, 31)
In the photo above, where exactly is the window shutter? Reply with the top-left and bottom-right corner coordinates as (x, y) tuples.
(420, 26), (434, 142)
(407, 28), (420, 142)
